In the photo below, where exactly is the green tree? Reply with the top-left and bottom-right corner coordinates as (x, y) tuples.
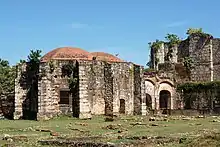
(27, 49), (42, 71)
(0, 59), (16, 95)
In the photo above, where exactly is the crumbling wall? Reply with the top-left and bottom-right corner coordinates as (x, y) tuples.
(78, 61), (92, 119)
(112, 62), (134, 115)
(37, 60), (80, 120)
(14, 63), (38, 120)
(89, 61), (105, 115)
(133, 65), (142, 115)
(177, 39), (190, 62)
(212, 38), (220, 81)
(180, 88), (220, 114)
(104, 62), (113, 118)
(189, 35), (212, 82)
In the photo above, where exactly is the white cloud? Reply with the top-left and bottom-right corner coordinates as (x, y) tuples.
(166, 21), (187, 28)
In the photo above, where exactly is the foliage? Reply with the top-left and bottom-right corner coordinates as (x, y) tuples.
(0, 59), (16, 95)
(147, 34), (181, 66)
(62, 62), (79, 92)
(148, 40), (164, 53)
(27, 50), (42, 71)
(165, 33), (181, 47)
(186, 28), (204, 36)
(143, 68), (155, 73)
(147, 40), (163, 68)
(177, 81), (220, 92)
(183, 57), (194, 70)
(48, 60), (55, 74)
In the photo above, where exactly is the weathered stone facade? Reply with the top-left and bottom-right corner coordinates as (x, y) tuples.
(146, 33), (220, 114)
(14, 47), (145, 120)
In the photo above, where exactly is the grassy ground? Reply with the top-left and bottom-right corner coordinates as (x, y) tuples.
(0, 115), (220, 146)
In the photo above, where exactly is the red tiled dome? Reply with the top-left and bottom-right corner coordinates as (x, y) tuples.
(41, 47), (93, 62)
(91, 52), (124, 62)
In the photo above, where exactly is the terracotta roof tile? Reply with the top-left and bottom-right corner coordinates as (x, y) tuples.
(91, 52), (124, 62)
(41, 47), (93, 62)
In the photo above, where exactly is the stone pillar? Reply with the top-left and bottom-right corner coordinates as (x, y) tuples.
(210, 39), (214, 81)
(171, 45), (178, 63)
(156, 43), (165, 70)
(14, 64), (27, 119)
(133, 65), (142, 115)
(104, 63), (113, 120)
(37, 63), (60, 120)
(140, 67), (147, 115)
(78, 62), (92, 119)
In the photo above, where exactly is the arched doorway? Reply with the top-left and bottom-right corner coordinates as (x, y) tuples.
(159, 90), (171, 110)
(119, 99), (125, 114)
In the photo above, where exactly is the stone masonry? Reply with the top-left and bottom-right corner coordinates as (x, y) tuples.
(14, 47), (145, 120)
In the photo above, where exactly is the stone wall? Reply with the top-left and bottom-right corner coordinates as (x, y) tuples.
(177, 39), (189, 62)
(133, 65), (142, 115)
(188, 35), (212, 82)
(180, 88), (220, 114)
(104, 62), (114, 118)
(15, 59), (144, 120)
(112, 62), (134, 115)
(37, 60), (74, 120)
(78, 61), (92, 119)
(212, 38), (220, 81)
(89, 61), (105, 115)
(14, 63), (38, 120)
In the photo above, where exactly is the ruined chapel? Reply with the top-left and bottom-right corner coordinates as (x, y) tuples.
(10, 32), (220, 120)
(14, 47), (145, 120)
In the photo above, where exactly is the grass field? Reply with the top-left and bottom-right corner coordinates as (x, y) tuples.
(0, 115), (220, 147)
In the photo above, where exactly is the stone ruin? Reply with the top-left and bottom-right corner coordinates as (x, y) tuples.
(14, 47), (146, 120)
(145, 33), (220, 115)
(4, 33), (220, 120)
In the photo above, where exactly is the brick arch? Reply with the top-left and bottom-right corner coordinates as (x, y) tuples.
(158, 81), (175, 110)
(145, 80), (156, 110)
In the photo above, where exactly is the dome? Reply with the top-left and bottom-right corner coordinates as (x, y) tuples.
(91, 52), (124, 62)
(41, 47), (93, 62)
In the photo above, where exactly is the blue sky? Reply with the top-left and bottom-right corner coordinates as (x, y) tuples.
(1, 0), (220, 66)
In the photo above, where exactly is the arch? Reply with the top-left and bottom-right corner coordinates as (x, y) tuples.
(158, 81), (174, 110)
(145, 79), (156, 86)
(159, 80), (174, 87)
(145, 80), (155, 110)
(159, 90), (171, 109)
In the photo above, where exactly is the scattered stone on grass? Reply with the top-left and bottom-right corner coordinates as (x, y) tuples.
(50, 131), (59, 136)
(35, 128), (52, 132)
(130, 122), (148, 126)
(75, 122), (88, 126)
(211, 119), (220, 122)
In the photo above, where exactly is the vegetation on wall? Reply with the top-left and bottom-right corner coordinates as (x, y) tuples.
(61, 61), (79, 92)
(165, 34), (181, 61)
(186, 28), (204, 36)
(177, 81), (220, 110)
(147, 40), (163, 68)
(177, 81), (220, 92)
(186, 28), (210, 38)
(48, 60), (55, 74)
(147, 33), (181, 68)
